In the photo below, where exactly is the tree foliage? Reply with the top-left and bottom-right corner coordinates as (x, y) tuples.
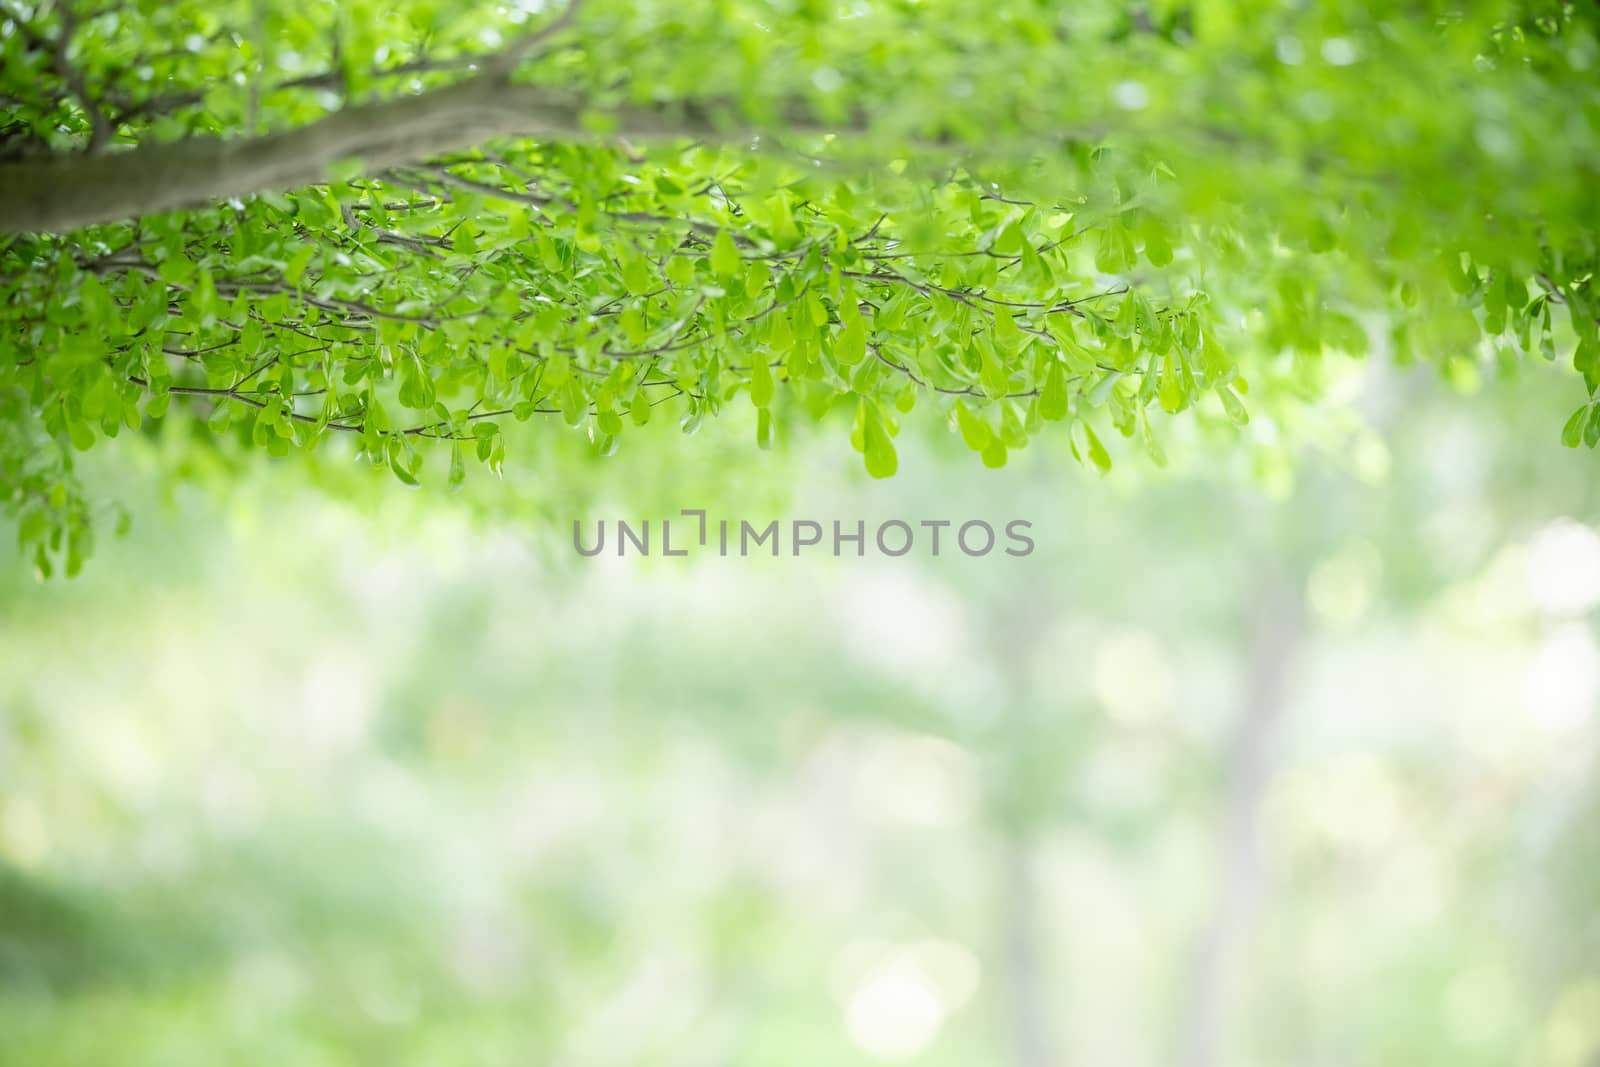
(2, 0), (1598, 574)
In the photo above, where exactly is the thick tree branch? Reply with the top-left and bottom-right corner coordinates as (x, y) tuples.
(0, 78), (761, 234)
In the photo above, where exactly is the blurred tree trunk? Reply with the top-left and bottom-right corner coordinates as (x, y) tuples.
(1175, 569), (1302, 1067)
(1001, 827), (1057, 1067)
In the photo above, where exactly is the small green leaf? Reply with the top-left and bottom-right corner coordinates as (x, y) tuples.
(992, 309), (1022, 352)
(387, 438), (420, 488)
(954, 400), (993, 451)
(836, 308), (868, 366)
(979, 345), (1009, 398)
(1095, 222), (1135, 274)
(67, 416), (95, 451)
(710, 229), (742, 279)
(1141, 217), (1173, 267)
(994, 220), (1025, 256)
(750, 355), (775, 407)
(620, 250), (653, 295)
(630, 392), (652, 426)
(448, 443), (467, 490)
(1217, 384), (1249, 425)
(284, 245), (316, 286)
(1561, 404), (1588, 448)
(1159, 356), (1185, 413)
(1039, 362), (1069, 420)
(862, 403), (898, 478)
(1575, 337), (1600, 395)
(1140, 411), (1168, 467)
(1071, 419), (1112, 473)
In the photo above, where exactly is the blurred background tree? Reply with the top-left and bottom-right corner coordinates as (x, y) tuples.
(3, 357), (1599, 1065)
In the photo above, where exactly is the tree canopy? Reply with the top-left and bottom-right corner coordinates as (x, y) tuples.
(2, 0), (1598, 574)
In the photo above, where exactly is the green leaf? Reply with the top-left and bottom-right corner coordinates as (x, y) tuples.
(1575, 337), (1600, 395)
(991, 310), (1022, 353)
(1095, 222), (1135, 274)
(979, 345), (1010, 398)
(710, 229), (742, 279)
(284, 246), (316, 286)
(995, 220), (1025, 256)
(954, 400), (993, 451)
(386, 437), (420, 488)
(448, 443), (467, 490)
(1071, 419), (1112, 473)
(1159, 356), (1185, 413)
(862, 402), (898, 479)
(1217, 384), (1249, 425)
(560, 379), (587, 427)
(1141, 217), (1173, 267)
(1140, 410), (1168, 467)
(1086, 370), (1122, 408)
(1561, 405), (1588, 448)
(630, 392), (652, 426)
(750, 355), (775, 408)
(836, 307), (868, 366)
(620, 249), (653, 295)
(1039, 362), (1070, 420)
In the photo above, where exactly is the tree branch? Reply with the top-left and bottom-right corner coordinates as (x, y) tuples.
(481, 0), (586, 80)
(50, 3), (113, 153)
(0, 78), (778, 234)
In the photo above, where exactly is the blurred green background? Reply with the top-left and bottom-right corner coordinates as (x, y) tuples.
(3, 358), (1599, 1067)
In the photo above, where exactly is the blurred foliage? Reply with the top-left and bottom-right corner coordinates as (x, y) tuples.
(2, 362), (1599, 1064)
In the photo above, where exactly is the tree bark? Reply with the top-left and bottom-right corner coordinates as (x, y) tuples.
(0, 81), (737, 235)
